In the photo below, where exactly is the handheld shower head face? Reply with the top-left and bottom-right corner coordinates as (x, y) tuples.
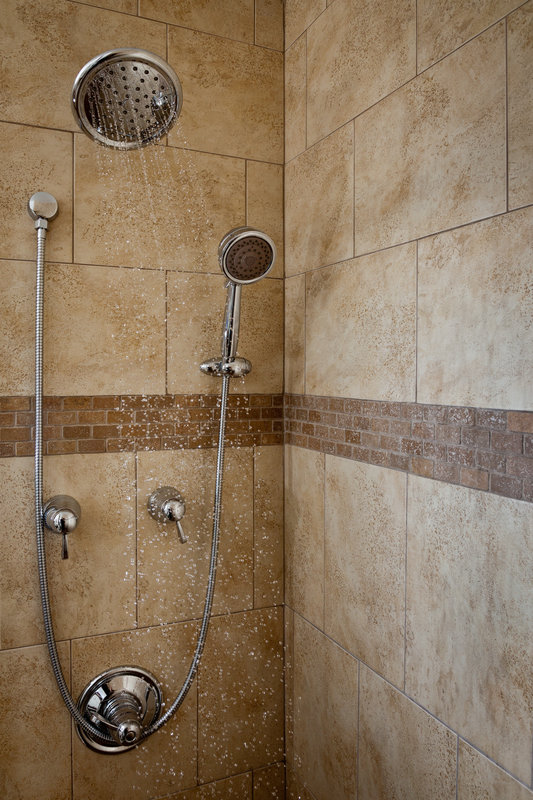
(218, 227), (276, 284)
(72, 49), (182, 149)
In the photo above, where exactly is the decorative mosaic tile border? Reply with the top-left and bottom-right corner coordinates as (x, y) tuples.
(0, 394), (283, 457)
(284, 394), (533, 503)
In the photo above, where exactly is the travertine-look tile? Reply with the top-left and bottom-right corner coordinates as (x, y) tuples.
(353, 25), (506, 255)
(1, 261), (166, 396)
(284, 607), (295, 769)
(286, 123), (354, 275)
(49, 262), (166, 395)
(0, 0), (165, 131)
(255, 0), (284, 50)
(247, 160), (284, 278)
(306, 244), (417, 401)
(325, 456), (406, 687)
(167, 26), (283, 162)
(285, 770), (316, 800)
(458, 741), (533, 800)
(418, 0), (521, 70)
(167, 773), (252, 799)
(254, 446), (283, 608)
(285, 35), (307, 161)
(359, 665), (457, 800)
(198, 608), (284, 782)
(0, 454), (136, 649)
(137, 449), (253, 627)
(0, 261), (34, 396)
(253, 762), (285, 799)
(0, 643), (71, 800)
(74, 136), (245, 271)
(508, 2), (533, 209)
(139, 0), (254, 42)
(293, 614), (358, 800)
(406, 476), (533, 782)
(77, 0), (137, 12)
(167, 273), (283, 395)
(0, 123), (72, 263)
(284, 275), (306, 395)
(285, 0), (325, 49)
(418, 207), (533, 410)
(285, 446), (325, 628)
(72, 622), (198, 799)
(307, 0), (415, 144)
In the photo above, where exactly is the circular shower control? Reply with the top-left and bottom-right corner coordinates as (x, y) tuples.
(77, 666), (162, 753)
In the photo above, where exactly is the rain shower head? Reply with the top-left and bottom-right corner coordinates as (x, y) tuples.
(218, 227), (276, 284)
(72, 48), (182, 149)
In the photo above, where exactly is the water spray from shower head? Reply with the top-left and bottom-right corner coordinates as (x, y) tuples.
(72, 48), (182, 149)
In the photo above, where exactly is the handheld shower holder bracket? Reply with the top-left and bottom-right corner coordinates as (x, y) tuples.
(200, 357), (252, 378)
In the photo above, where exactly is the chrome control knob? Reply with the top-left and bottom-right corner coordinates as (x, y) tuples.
(148, 487), (187, 543)
(42, 495), (81, 559)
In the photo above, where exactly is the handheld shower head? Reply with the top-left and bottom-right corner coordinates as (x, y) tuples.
(219, 227), (276, 284)
(200, 227), (277, 378)
(72, 48), (182, 149)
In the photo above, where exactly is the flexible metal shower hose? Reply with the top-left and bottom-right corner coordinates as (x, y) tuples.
(34, 220), (227, 746)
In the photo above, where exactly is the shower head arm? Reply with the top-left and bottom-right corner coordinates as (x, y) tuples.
(221, 281), (242, 362)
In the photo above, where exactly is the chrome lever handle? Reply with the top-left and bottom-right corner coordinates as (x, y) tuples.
(176, 519), (187, 544)
(42, 495), (81, 560)
(148, 487), (188, 543)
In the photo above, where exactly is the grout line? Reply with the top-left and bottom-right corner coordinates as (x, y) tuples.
(304, 28), (308, 152)
(165, 270), (168, 395)
(403, 474), (408, 693)
(280, 201), (533, 279)
(134, 452), (139, 628)
(71, 133), (75, 264)
(415, 0), (418, 75)
(356, 658), (361, 800)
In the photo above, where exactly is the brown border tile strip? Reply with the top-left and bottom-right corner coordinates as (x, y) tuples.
(284, 394), (533, 503)
(0, 394), (283, 457)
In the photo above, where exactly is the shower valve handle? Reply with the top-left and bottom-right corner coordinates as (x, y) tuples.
(148, 488), (187, 543)
(42, 495), (81, 560)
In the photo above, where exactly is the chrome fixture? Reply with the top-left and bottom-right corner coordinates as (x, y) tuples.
(28, 192), (59, 226)
(72, 48), (182, 149)
(77, 667), (162, 753)
(42, 495), (81, 559)
(200, 227), (276, 378)
(148, 487), (187, 543)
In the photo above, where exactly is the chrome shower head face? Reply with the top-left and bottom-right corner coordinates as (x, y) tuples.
(72, 49), (183, 149)
(218, 227), (276, 284)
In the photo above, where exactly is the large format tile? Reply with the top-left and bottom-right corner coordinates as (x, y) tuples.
(167, 26), (282, 162)
(167, 773), (252, 799)
(458, 741), (533, 800)
(292, 614), (358, 800)
(71, 622), (198, 799)
(137, 449), (254, 628)
(0, 454), (136, 650)
(74, 136), (245, 271)
(1, 261), (166, 396)
(255, 0), (284, 51)
(167, 273), (283, 395)
(246, 160), (284, 279)
(307, 0), (415, 144)
(306, 244), (417, 401)
(198, 608), (284, 782)
(353, 25), (506, 255)
(284, 275), (306, 395)
(359, 665), (457, 800)
(286, 123), (353, 275)
(254, 446), (284, 608)
(508, 2), (533, 209)
(0, 642), (71, 800)
(284, 446), (325, 628)
(418, 0), (522, 70)
(0, 0), (165, 131)
(418, 207), (533, 410)
(406, 476), (533, 782)
(139, 0), (255, 43)
(325, 456), (406, 687)
(285, 35), (307, 161)
(253, 762), (285, 799)
(0, 123), (72, 263)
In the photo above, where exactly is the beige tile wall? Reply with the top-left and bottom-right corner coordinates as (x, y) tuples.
(284, 2), (533, 797)
(0, 1), (283, 798)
